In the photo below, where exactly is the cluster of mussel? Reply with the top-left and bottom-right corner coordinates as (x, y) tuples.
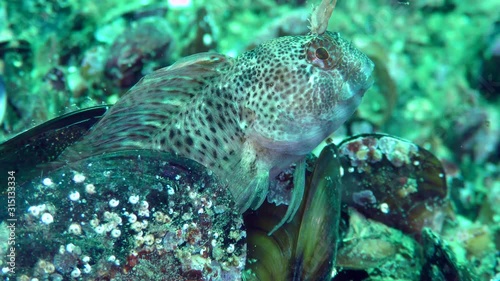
(0, 106), (477, 281)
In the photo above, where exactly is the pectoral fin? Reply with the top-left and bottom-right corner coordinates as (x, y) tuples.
(268, 158), (306, 235)
(232, 170), (270, 214)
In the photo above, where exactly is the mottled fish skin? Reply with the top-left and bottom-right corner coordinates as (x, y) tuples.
(62, 31), (374, 223)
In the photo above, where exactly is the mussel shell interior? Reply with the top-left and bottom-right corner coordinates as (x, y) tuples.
(244, 144), (342, 281)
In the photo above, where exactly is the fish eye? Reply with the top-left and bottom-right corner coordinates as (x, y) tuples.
(305, 37), (336, 70)
(315, 47), (329, 60)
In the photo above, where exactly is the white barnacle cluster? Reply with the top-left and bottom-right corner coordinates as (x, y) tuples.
(138, 200), (150, 217)
(103, 211), (122, 237)
(28, 204), (46, 217)
(123, 195), (141, 226)
(339, 137), (383, 172)
(153, 211), (171, 224)
(68, 223), (82, 236)
(126, 196), (189, 254)
(108, 198), (120, 208)
(131, 212), (171, 250)
(377, 136), (419, 168)
(85, 183), (96, 194)
(196, 196), (214, 215)
(86, 193), (163, 252)
(130, 217), (149, 232)
(35, 259), (56, 275)
(90, 208), (124, 238)
(55, 243), (93, 276)
(340, 136), (419, 173)
(72, 172), (86, 183)
(69, 256), (92, 276)
(68, 191), (80, 202)
(42, 177), (54, 187)
(107, 255), (120, 266)
(28, 204), (55, 225)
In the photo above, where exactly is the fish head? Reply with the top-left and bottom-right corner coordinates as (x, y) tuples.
(236, 31), (374, 157)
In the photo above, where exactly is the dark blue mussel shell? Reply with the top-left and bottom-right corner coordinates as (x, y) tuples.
(0, 106), (108, 188)
(2, 148), (245, 280)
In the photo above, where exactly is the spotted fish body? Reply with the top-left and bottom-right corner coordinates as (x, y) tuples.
(64, 31), (374, 224)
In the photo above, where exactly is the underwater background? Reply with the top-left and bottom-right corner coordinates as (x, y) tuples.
(0, 0), (499, 280)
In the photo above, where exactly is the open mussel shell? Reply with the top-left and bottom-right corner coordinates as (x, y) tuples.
(244, 144), (342, 281)
(1, 150), (245, 280)
(337, 133), (449, 240)
(0, 105), (108, 188)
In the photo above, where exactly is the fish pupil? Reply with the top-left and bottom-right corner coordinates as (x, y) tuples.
(315, 47), (329, 60)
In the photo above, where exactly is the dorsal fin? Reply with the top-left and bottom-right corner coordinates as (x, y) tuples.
(60, 53), (233, 162)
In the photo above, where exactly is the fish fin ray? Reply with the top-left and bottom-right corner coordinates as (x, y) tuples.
(237, 172), (269, 213)
(268, 158), (306, 235)
(60, 53), (233, 162)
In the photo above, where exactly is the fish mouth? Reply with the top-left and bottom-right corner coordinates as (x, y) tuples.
(317, 32), (375, 101)
(350, 60), (375, 98)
